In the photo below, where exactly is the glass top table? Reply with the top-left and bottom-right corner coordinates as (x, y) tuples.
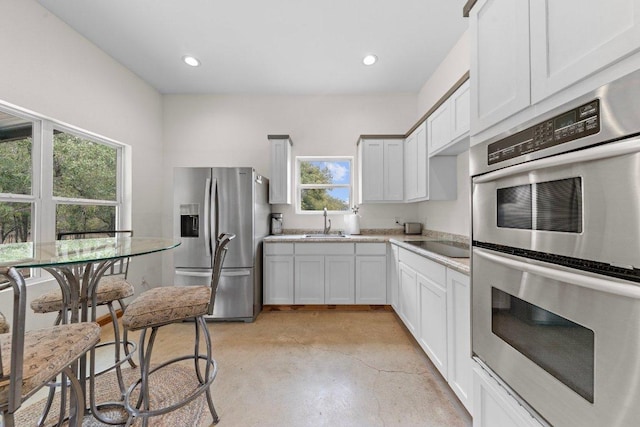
(0, 237), (179, 269)
(0, 237), (180, 424)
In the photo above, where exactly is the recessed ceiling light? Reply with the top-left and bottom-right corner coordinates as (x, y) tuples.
(363, 54), (378, 66)
(182, 55), (200, 67)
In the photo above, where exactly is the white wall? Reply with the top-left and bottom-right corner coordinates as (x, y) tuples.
(417, 30), (470, 120)
(419, 152), (470, 236)
(162, 94), (421, 231)
(0, 0), (164, 329)
(416, 31), (471, 237)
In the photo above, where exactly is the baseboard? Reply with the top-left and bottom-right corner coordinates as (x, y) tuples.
(96, 309), (123, 327)
(263, 304), (392, 312)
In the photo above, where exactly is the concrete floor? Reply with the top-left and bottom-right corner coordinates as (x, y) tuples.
(22, 309), (472, 426)
(179, 309), (472, 426)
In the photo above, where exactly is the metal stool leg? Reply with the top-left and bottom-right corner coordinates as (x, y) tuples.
(123, 316), (220, 426)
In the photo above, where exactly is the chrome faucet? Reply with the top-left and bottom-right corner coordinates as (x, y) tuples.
(323, 207), (331, 234)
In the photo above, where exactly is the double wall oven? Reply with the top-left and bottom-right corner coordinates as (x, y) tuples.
(471, 70), (640, 426)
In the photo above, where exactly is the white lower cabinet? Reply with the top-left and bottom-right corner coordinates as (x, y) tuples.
(355, 243), (387, 304)
(325, 256), (355, 304)
(473, 363), (543, 427)
(295, 256), (326, 304)
(395, 245), (472, 415)
(264, 243), (295, 304)
(388, 244), (399, 310)
(447, 269), (472, 413)
(264, 242), (387, 305)
(418, 271), (448, 379)
(398, 262), (419, 335)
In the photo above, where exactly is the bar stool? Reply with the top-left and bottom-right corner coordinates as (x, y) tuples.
(122, 233), (235, 426)
(29, 230), (136, 424)
(0, 267), (101, 427)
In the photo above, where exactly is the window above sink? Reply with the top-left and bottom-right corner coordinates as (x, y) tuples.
(296, 156), (353, 214)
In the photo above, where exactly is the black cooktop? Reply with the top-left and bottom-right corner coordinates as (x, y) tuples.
(405, 240), (470, 258)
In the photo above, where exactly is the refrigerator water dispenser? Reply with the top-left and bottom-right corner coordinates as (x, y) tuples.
(180, 204), (200, 237)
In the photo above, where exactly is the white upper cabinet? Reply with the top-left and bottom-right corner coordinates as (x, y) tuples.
(470, 0), (531, 136)
(384, 140), (405, 201)
(268, 135), (292, 204)
(451, 79), (471, 141)
(404, 122), (428, 202)
(427, 100), (452, 155)
(470, 0), (640, 139)
(428, 79), (470, 157)
(530, 0), (640, 103)
(359, 138), (404, 203)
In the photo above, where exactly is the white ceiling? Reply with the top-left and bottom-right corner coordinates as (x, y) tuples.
(37, 0), (468, 95)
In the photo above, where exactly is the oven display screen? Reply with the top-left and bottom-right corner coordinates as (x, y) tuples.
(492, 288), (595, 403)
(497, 177), (582, 233)
(554, 111), (577, 129)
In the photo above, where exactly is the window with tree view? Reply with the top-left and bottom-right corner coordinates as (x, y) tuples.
(53, 130), (118, 235)
(0, 110), (33, 244)
(0, 103), (126, 282)
(297, 158), (352, 212)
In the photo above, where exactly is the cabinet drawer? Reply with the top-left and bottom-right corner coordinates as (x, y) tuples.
(264, 243), (294, 255)
(295, 243), (354, 255)
(399, 248), (446, 284)
(356, 243), (386, 255)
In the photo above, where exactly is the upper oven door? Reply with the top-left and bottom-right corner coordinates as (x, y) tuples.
(473, 135), (640, 269)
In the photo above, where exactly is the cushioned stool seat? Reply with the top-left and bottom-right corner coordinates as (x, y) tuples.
(0, 323), (101, 403)
(30, 277), (134, 313)
(122, 286), (210, 331)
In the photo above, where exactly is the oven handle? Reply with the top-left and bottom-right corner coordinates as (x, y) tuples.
(474, 248), (640, 299)
(473, 135), (640, 183)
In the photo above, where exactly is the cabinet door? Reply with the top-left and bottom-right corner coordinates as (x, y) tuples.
(398, 262), (419, 335)
(383, 140), (404, 201)
(355, 256), (387, 304)
(388, 245), (400, 311)
(361, 140), (385, 202)
(414, 123), (428, 200)
(264, 255), (294, 304)
(325, 256), (355, 304)
(451, 79), (471, 141)
(404, 133), (418, 201)
(428, 101), (452, 154)
(418, 273), (448, 379)
(473, 364), (544, 427)
(269, 138), (291, 204)
(294, 256), (325, 304)
(530, 0), (640, 104)
(447, 269), (472, 414)
(470, 0), (531, 136)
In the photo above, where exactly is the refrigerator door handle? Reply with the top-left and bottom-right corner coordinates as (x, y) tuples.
(175, 270), (212, 278)
(212, 176), (219, 248)
(204, 177), (212, 257)
(221, 270), (251, 277)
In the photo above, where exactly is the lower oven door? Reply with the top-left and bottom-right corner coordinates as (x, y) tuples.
(473, 247), (640, 427)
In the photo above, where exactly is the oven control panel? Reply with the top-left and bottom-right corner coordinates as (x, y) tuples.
(488, 100), (600, 165)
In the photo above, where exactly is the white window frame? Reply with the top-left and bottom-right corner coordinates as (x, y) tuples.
(0, 99), (131, 283)
(295, 156), (353, 214)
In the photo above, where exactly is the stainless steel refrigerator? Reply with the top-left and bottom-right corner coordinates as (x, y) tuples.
(173, 167), (270, 322)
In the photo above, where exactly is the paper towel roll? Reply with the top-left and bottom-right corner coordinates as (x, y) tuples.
(344, 214), (361, 235)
